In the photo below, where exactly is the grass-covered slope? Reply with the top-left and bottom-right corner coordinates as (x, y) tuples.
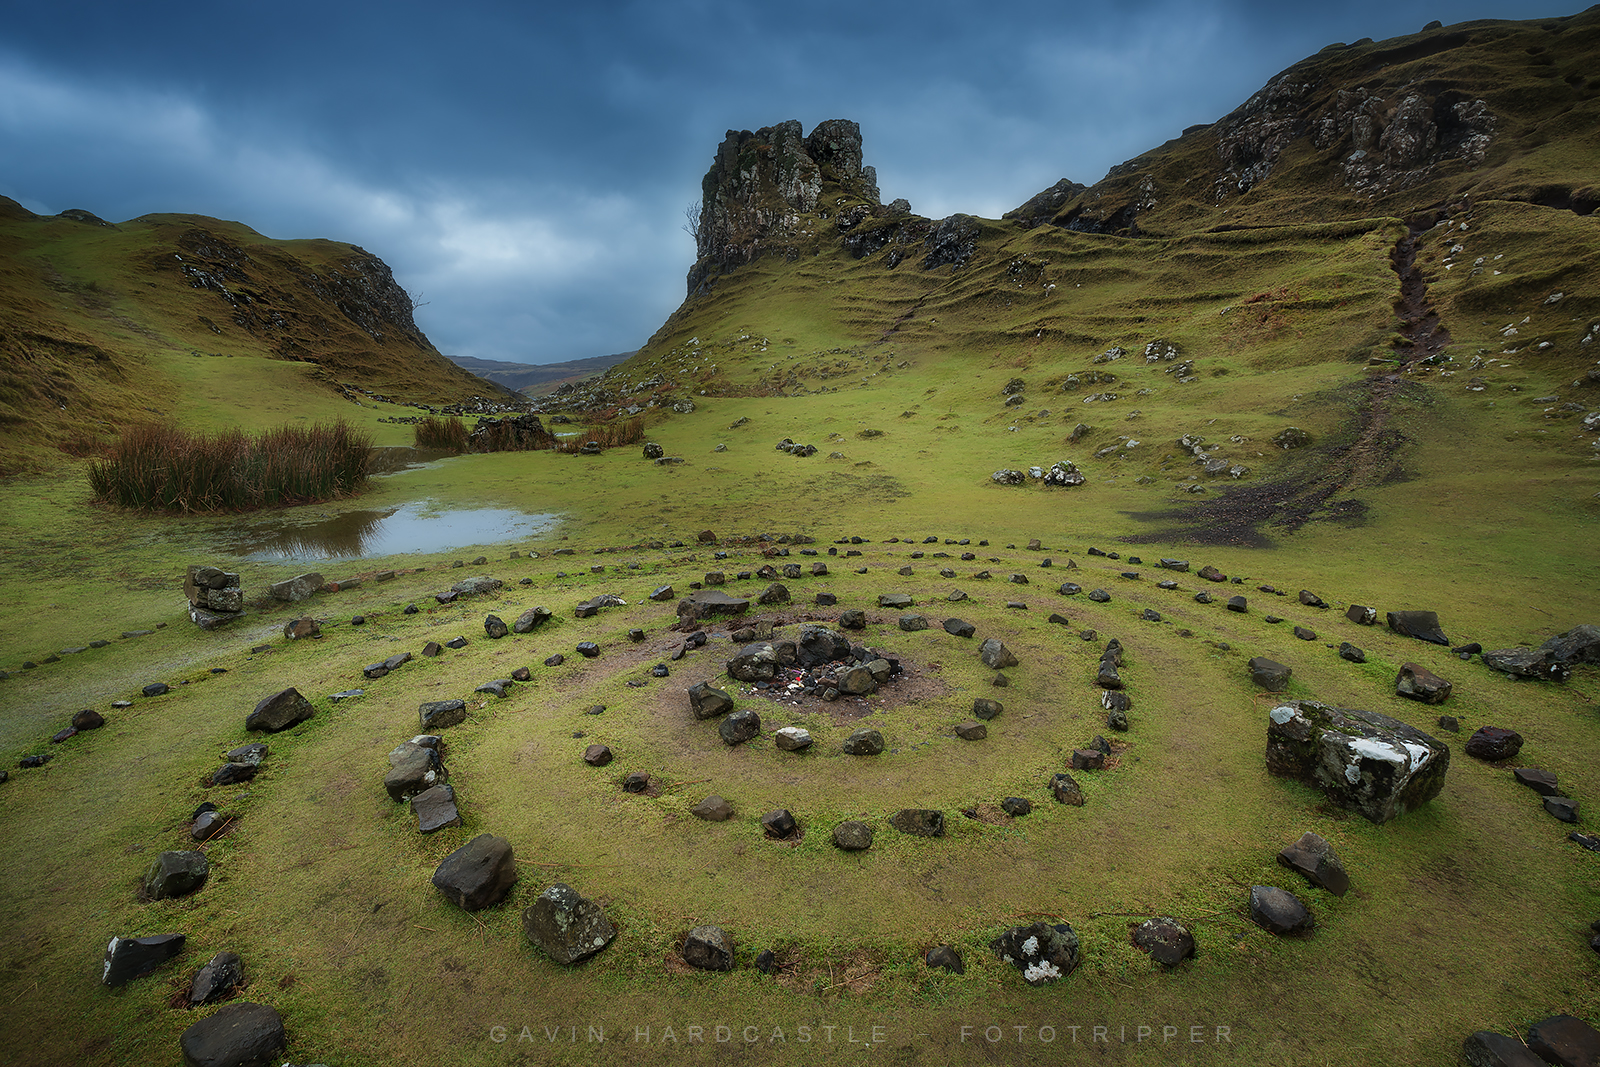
(0, 200), (517, 474)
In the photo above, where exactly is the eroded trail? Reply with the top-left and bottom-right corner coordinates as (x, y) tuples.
(1134, 210), (1454, 545)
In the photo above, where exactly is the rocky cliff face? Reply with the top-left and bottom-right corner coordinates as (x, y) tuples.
(1008, 11), (1600, 236)
(690, 118), (883, 292)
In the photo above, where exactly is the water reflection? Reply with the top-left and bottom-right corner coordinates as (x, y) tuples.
(227, 502), (558, 562)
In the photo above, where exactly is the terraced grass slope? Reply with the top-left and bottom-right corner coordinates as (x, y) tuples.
(0, 199), (518, 474)
(0, 9), (1598, 1067)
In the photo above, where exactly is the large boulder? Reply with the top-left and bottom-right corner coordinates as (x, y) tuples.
(431, 834), (517, 911)
(522, 883), (616, 964)
(991, 922), (1079, 985)
(1265, 700), (1449, 823)
(244, 688), (313, 733)
(178, 1002), (286, 1067)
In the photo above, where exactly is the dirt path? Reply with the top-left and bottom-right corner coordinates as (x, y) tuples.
(1133, 209), (1454, 545)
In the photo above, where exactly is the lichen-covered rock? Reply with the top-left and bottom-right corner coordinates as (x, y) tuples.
(726, 643), (779, 682)
(1265, 700), (1448, 823)
(991, 922), (1079, 985)
(522, 883), (616, 965)
(683, 925), (734, 971)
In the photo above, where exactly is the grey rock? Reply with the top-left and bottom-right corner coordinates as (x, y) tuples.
(889, 809), (945, 836)
(384, 743), (442, 801)
(1001, 797), (1032, 816)
(718, 709), (761, 746)
(144, 850), (208, 900)
(413, 784), (461, 833)
(419, 699), (467, 731)
(832, 821), (873, 850)
(688, 682), (735, 720)
(1464, 726), (1523, 761)
(178, 1002), (285, 1067)
(842, 728), (884, 755)
(727, 643), (779, 682)
(899, 614), (928, 631)
(1132, 917), (1196, 966)
(1396, 662), (1452, 703)
(452, 576), (503, 596)
(245, 688), (313, 733)
(1545, 796), (1580, 823)
(979, 638), (1018, 669)
(1276, 831), (1350, 896)
(1514, 767), (1561, 796)
(1249, 657), (1292, 692)
(943, 618), (976, 638)
(1462, 1030), (1549, 1067)
(1266, 700), (1448, 823)
(773, 727), (812, 751)
(683, 925), (734, 971)
(188, 950), (244, 1006)
(1050, 772), (1085, 806)
(1249, 885), (1313, 934)
(1338, 642), (1366, 663)
(512, 606), (553, 633)
(431, 834), (517, 911)
(522, 882), (616, 964)
(691, 795), (733, 821)
(1386, 609), (1449, 645)
(269, 572), (324, 603)
(991, 922), (1079, 985)
(103, 933), (185, 986)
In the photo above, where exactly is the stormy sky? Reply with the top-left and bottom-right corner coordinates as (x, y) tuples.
(0, 0), (1562, 364)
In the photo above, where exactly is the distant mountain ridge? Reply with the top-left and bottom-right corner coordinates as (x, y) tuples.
(445, 352), (636, 394)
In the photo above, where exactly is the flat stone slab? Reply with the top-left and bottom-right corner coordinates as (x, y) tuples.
(179, 1002), (286, 1067)
(676, 590), (750, 618)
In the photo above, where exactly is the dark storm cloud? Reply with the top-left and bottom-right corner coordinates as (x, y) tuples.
(0, 0), (1563, 363)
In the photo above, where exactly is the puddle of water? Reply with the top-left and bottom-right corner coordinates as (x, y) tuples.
(226, 502), (559, 562)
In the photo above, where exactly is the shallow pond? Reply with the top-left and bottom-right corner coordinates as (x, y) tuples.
(225, 501), (559, 562)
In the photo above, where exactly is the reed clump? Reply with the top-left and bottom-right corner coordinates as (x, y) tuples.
(414, 416), (471, 453)
(88, 421), (372, 512)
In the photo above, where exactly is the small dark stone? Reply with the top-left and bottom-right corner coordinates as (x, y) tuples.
(188, 950), (244, 1005)
(103, 933), (185, 986)
(544, 653), (566, 667)
(622, 771), (649, 793)
(582, 744), (613, 766)
(1050, 772), (1085, 806)
(683, 925), (734, 971)
(1337, 642), (1366, 663)
(925, 945), (965, 974)
(760, 809), (797, 838)
(754, 949), (778, 975)
(72, 709), (106, 730)
(1249, 885), (1313, 935)
(943, 618), (976, 638)
(1464, 726), (1523, 761)
(842, 728), (885, 755)
(1437, 715), (1460, 732)
(1514, 767), (1561, 796)
(1545, 796), (1580, 823)
(1132, 916), (1196, 967)
(1001, 797), (1032, 816)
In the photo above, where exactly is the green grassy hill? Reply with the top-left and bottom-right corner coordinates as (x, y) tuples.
(0, 199), (519, 474)
(0, 10), (1597, 1067)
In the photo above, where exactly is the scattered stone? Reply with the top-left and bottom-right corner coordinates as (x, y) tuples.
(445, 636), (469, 650)
(144, 850), (208, 900)
(1387, 610), (1449, 645)
(691, 795), (733, 821)
(178, 1002), (286, 1067)
(582, 743), (613, 767)
(269, 572), (324, 603)
(1266, 701), (1449, 823)
(431, 834), (517, 911)
(1250, 885), (1313, 934)
(1249, 657), (1292, 692)
(544, 654), (565, 667)
(889, 809), (945, 837)
(1338, 642), (1366, 664)
(760, 809), (798, 839)
(832, 821), (873, 850)
(418, 699), (467, 731)
(1277, 831), (1350, 896)
(842, 728), (884, 755)
(1464, 726), (1523, 762)
(1462, 1030), (1548, 1067)
(1526, 1015), (1600, 1067)
(103, 933), (185, 986)
(899, 614), (928, 631)
(991, 922), (1079, 985)
(1072, 749), (1105, 770)
(1001, 797), (1032, 816)
(1132, 917), (1196, 967)
(718, 709), (761, 746)
(773, 727), (812, 751)
(942, 617), (976, 638)
(1346, 605), (1378, 625)
(622, 771), (649, 793)
(925, 945), (964, 974)
(1087, 588), (1111, 603)
(1482, 646), (1571, 681)
(523, 882), (616, 964)
(245, 688), (313, 734)
(1298, 590), (1327, 608)
(1050, 772), (1085, 806)
(683, 926), (734, 971)
(413, 784), (461, 833)
(1515, 767), (1561, 796)
(979, 638), (1018, 668)
(143, 682), (170, 698)
(188, 950), (244, 1006)
(1546, 797), (1580, 823)
(688, 682), (735, 720)
(385, 743), (442, 801)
